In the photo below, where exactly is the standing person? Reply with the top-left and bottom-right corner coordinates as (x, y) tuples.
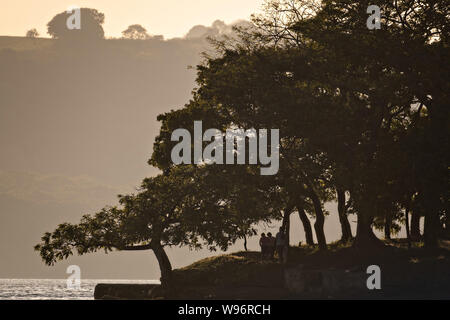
(259, 233), (267, 259)
(266, 232), (275, 259)
(275, 227), (286, 263)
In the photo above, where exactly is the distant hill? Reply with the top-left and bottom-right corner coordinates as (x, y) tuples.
(0, 35), (208, 186)
(0, 35), (210, 279)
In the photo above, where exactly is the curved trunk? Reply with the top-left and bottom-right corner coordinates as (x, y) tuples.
(122, 242), (173, 291)
(151, 243), (173, 289)
(297, 207), (314, 245)
(337, 189), (352, 242)
(410, 210), (421, 240)
(309, 190), (327, 250)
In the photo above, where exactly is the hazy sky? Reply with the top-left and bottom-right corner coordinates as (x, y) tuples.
(0, 0), (265, 38)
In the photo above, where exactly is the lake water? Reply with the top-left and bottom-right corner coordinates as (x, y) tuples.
(0, 279), (160, 300)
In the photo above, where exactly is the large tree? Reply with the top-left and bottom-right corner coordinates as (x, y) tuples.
(35, 165), (279, 287)
(47, 8), (105, 40)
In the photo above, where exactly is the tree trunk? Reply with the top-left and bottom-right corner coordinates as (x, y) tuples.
(410, 210), (421, 240)
(285, 212), (291, 247)
(337, 189), (352, 242)
(424, 213), (439, 248)
(151, 243), (173, 289)
(297, 207), (314, 245)
(309, 190), (327, 250)
(281, 204), (295, 245)
(405, 207), (411, 248)
(243, 235), (248, 251)
(353, 213), (384, 249)
(384, 217), (391, 240)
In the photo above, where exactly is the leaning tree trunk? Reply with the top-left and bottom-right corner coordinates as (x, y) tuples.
(410, 210), (421, 240)
(297, 207), (314, 245)
(309, 190), (327, 250)
(151, 242), (173, 289)
(337, 189), (352, 242)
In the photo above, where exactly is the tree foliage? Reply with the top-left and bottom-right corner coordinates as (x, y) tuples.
(47, 8), (105, 40)
(122, 24), (149, 40)
(26, 29), (39, 38)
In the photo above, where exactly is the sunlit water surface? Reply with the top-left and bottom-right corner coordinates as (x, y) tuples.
(0, 279), (160, 300)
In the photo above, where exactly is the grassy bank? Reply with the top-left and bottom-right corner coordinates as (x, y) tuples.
(168, 240), (450, 299)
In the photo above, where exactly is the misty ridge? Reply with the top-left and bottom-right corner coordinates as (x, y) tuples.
(0, 12), (250, 189)
(0, 171), (120, 207)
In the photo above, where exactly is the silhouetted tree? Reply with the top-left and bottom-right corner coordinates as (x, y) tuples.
(26, 28), (39, 38)
(296, 207), (314, 245)
(47, 8), (105, 40)
(122, 24), (149, 40)
(35, 170), (194, 289)
(35, 166), (278, 288)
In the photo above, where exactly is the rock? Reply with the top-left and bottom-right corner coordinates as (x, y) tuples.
(94, 283), (162, 300)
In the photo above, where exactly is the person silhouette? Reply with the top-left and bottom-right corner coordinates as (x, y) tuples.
(259, 233), (267, 259)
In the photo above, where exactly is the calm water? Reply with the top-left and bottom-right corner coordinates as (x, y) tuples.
(0, 279), (160, 300)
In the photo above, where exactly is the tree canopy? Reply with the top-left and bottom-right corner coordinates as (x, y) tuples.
(122, 24), (150, 40)
(26, 29), (39, 38)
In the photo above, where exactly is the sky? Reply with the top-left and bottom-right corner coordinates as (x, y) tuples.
(0, 0), (266, 38)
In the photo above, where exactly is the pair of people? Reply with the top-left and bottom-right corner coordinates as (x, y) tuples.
(259, 232), (275, 260)
(260, 227), (287, 262)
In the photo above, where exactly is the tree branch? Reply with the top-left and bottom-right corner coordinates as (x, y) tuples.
(121, 244), (153, 251)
